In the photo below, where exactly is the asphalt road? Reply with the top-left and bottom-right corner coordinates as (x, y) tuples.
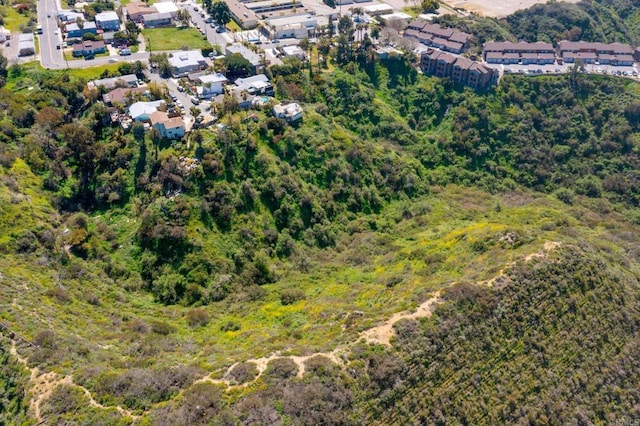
(37, 0), (64, 68)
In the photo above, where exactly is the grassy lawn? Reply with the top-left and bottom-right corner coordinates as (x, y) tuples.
(142, 27), (211, 51)
(227, 19), (242, 33)
(0, 6), (33, 32)
(66, 62), (122, 79)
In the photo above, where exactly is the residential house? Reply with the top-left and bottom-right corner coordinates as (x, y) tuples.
(197, 73), (228, 99)
(125, 2), (155, 23)
(58, 11), (85, 23)
(18, 33), (35, 56)
(102, 86), (149, 107)
(143, 12), (173, 28)
(102, 31), (115, 45)
(88, 74), (138, 90)
(233, 74), (273, 96)
(128, 100), (165, 122)
(374, 46), (404, 60)
(363, 4), (393, 16)
(273, 102), (303, 122)
(150, 111), (185, 139)
(153, 1), (179, 17)
(65, 22), (98, 38)
(95, 11), (121, 31)
(168, 50), (207, 77)
(264, 15), (317, 39)
(281, 45), (307, 60)
(225, 44), (263, 74)
(72, 40), (106, 57)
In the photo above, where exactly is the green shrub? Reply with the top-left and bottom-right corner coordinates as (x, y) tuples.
(279, 288), (305, 305)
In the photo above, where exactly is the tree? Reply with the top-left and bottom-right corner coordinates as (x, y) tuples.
(223, 53), (252, 79)
(176, 9), (190, 27)
(0, 51), (7, 88)
(420, 0), (438, 13)
(210, 1), (231, 26)
(132, 122), (146, 143)
(149, 127), (162, 159)
(59, 122), (98, 203)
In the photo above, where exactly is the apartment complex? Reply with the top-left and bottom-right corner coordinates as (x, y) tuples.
(557, 41), (633, 65)
(404, 22), (472, 54)
(421, 48), (497, 89)
(483, 40), (635, 67)
(483, 41), (555, 65)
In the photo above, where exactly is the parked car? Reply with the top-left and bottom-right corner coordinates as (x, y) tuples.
(85, 54), (94, 60)
(190, 96), (200, 105)
(119, 48), (131, 56)
(170, 93), (177, 101)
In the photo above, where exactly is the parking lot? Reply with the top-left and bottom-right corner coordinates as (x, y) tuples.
(486, 62), (639, 79)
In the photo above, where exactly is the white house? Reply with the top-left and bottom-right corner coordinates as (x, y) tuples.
(196, 73), (228, 99)
(265, 15), (316, 39)
(169, 50), (207, 77)
(273, 102), (303, 123)
(150, 111), (185, 139)
(233, 74), (273, 95)
(128, 100), (165, 121)
(281, 45), (307, 60)
(153, 1), (178, 17)
(95, 11), (121, 31)
(18, 33), (35, 56)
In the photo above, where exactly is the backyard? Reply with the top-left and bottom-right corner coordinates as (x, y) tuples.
(141, 27), (211, 51)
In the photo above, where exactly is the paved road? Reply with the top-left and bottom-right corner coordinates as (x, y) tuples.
(37, 0), (64, 68)
(182, 2), (234, 49)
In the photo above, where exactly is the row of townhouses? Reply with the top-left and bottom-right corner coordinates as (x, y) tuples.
(420, 48), (498, 90)
(484, 40), (634, 66)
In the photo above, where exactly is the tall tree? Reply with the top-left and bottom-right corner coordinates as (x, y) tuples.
(59, 122), (98, 203)
(210, 1), (231, 26)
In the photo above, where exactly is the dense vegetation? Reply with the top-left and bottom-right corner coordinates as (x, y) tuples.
(437, 0), (640, 53)
(2, 0), (640, 423)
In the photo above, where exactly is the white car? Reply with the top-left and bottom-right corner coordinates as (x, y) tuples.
(108, 58), (118, 63)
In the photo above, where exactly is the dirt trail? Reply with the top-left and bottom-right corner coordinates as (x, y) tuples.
(525, 241), (561, 262)
(9, 340), (139, 423)
(8, 241), (562, 419)
(360, 292), (443, 346)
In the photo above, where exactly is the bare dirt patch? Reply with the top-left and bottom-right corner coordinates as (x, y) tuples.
(360, 292), (443, 346)
(441, 0), (581, 17)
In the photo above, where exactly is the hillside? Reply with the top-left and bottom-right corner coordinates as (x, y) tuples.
(2, 3), (640, 423)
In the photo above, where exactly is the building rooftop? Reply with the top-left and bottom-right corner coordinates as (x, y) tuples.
(128, 100), (165, 120)
(226, 44), (262, 66)
(169, 50), (206, 68)
(198, 73), (228, 84)
(95, 11), (119, 22)
(153, 1), (178, 14)
(88, 74), (138, 90)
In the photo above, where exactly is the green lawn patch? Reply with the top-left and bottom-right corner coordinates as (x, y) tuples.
(65, 62), (122, 79)
(142, 27), (211, 51)
(0, 6), (33, 32)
